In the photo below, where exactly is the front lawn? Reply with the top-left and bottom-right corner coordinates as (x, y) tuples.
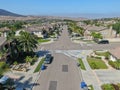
(78, 58), (86, 70)
(34, 58), (45, 73)
(87, 57), (108, 69)
(94, 51), (110, 59)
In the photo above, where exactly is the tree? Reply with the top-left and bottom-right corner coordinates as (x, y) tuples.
(91, 32), (103, 40)
(112, 22), (120, 37)
(6, 30), (19, 60)
(67, 22), (84, 36)
(18, 31), (38, 54)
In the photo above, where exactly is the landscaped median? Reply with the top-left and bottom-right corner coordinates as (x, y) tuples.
(87, 56), (108, 69)
(78, 58), (86, 70)
(38, 38), (50, 43)
(34, 58), (45, 73)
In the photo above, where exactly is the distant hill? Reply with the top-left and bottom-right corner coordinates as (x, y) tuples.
(0, 9), (24, 17)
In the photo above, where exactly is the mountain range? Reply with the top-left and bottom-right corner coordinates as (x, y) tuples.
(0, 9), (24, 17)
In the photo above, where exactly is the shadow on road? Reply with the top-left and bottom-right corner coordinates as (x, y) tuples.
(16, 76), (40, 90)
(36, 50), (50, 57)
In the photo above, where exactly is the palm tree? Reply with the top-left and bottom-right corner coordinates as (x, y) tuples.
(6, 30), (19, 60)
(18, 31), (38, 54)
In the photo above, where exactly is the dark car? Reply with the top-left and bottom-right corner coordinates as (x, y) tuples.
(44, 53), (52, 64)
(98, 40), (109, 44)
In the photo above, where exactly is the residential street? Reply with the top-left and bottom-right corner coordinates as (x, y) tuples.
(34, 25), (120, 90)
(34, 53), (82, 90)
(1, 1), (120, 90)
(39, 25), (120, 51)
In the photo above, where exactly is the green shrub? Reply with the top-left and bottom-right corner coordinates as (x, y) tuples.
(0, 62), (9, 75)
(117, 83), (120, 89)
(94, 56), (101, 59)
(0, 62), (6, 68)
(88, 85), (94, 90)
(101, 84), (115, 90)
(13, 61), (18, 65)
(0, 68), (4, 75)
(108, 61), (120, 69)
(94, 51), (110, 59)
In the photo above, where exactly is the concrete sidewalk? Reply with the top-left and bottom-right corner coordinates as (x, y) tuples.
(81, 56), (102, 90)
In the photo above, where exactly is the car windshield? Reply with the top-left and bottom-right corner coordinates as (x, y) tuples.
(46, 54), (51, 58)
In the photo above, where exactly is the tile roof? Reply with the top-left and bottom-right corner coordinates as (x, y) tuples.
(109, 47), (120, 59)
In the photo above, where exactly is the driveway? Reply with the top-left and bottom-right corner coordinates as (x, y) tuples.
(95, 69), (120, 84)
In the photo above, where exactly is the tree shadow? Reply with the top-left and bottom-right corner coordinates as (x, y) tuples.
(16, 76), (40, 90)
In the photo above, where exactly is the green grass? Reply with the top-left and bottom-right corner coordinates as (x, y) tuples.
(34, 58), (45, 73)
(38, 39), (50, 43)
(94, 51), (110, 58)
(78, 58), (86, 70)
(88, 85), (94, 90)
(87, 57), (108, 69)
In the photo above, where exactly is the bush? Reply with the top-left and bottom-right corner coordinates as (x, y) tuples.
(94, 56), (101, 59)
(13, 61), (18, 65)
(109, 61), (114, 67)
(0, 68), (4, 75)
(88, 85), (94, 90)
(101, 84), (115, 90)
(0, 62), (6, 68)
(112, 84), (119, 90)
(94, 51), (110, 59)
(108, 61), (120, 69)
(0, 62), (9, 75)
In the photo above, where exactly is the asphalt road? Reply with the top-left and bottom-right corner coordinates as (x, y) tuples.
(35, 25), (120, 90)
(38, 25), (120, 51)
(34, 53), (82, 90)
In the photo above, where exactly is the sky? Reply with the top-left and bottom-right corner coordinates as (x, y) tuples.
(0, 0), (120, 18)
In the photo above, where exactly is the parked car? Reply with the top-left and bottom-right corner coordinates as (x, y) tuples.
(44, 53), (53, 64)
(98, 40), (109, 44)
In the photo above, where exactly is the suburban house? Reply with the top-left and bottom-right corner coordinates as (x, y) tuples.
(83, 25), (116, 40)
(109, 47), (120, 61)
(25, 25), (52, 38)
